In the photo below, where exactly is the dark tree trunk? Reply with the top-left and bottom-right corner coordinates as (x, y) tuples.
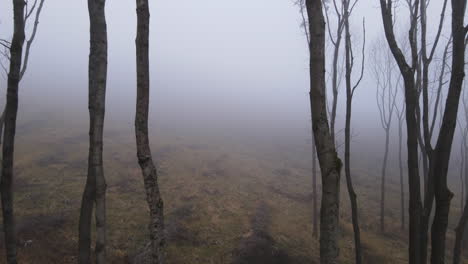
(135, 0), (165, 263)
(430, 0), (466, 261)
(453, 196), (468, 264)
(78, 0), (108, 263)
(398, 115), (405, 230)
(379, 1), (423, 263)
(312, 137), (318, 237)
(306, 1), (342, 263)
(0, 1), (25, 263)
(0, 108), (5, 144)
(330, 34), (342, 145)
(343, 3), (363, 263)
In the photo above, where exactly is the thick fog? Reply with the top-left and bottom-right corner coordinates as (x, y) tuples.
(0, 0), (459, 178)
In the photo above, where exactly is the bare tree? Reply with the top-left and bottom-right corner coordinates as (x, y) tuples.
(323, 0), (345, 144)
(135, 0), (165, 262)
(380, 0), (467, 262)
(0, 0), (44, 263)
(306, 0), (343, 263)
(453, 87), (468, 264)
(0, 0), (45, 145)
(426, 0), (466, 260)
(416, 1), (450, 260)
(78, 0), (108, 263)
(0, 1), (26, 263)
(295, 0), (319, 238)
(379, 1), (423, 262)
(372, 39), (399, 233)
(342, 0), (365, 262)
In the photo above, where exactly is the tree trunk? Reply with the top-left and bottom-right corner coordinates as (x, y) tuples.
(306, 1), (342, 263)
(78, 0), (108, 263)
(379, 1), (423, 263)
(135, 0), (165, 263)
(312, 136), (318, 237)
(380, 128), (390, 232)
(430, 0), (466, 261)
(453, 195), (468, 264)
(0, 108), (5, 145)
(0, 1), (25, 263)
(398, 117), (405, 230)
(330, 34), (342, 145)
(343, 4), (362, 263)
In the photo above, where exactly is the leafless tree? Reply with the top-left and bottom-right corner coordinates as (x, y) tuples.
(295, 0), (319, 238)
(78, 0), (108, 263)
(0, 0), (45, 263)
(453, 86), (468, 264)
(372, 38), (399, 233)
(323, 0), (345, 145)
(425, 0), (466, 260)
(305, 0), (343, 263)
(380, 0), (467, 262)
(135, 0), (165, 262)
(0, 1), (26, 262)
(379, 0), (425, 262)
(342, 0), (365, 262)
(0, 0), (45, 145)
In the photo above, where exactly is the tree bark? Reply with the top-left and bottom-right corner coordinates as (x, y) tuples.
(379, 1), (423, 263)
(0, 108), (5, 145)
(397, 113), (405, 230)
(135, 0), (165, 263)
(430, 0), (466, 261)
(306, 1), (342, 263)
(0, 1), (25, 263)
(343, 3), (363, 262)
(454, 194), (468, 264)
(312, 136), (318, 237)
(78, 0), (108, 263)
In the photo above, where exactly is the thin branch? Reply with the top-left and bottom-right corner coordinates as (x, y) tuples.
(20, 0), (45, 79)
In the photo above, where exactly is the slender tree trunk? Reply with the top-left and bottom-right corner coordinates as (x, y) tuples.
(0, 108), (5, 144)
(306, 1), (342, 263)
(454, 192), (468, 264)
(398, 117), (405, 230)
(379, 1), (423, 262)
(312, 137), (318, 237)
(78, 0), (108, 263)
(430, 0), (466, 260)
(380, 128), (390, 232)
(463, 142), (468, 249)
(460, 140), (465, 209)
(0, 1), (25, 263)
(343, 4), (362, 262)
(330, 36), (342, 145)
(135, 0), (165, 262)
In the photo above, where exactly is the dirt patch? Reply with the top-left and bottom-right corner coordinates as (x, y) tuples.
(232, 202), (297, 264)
(62, 134), (88, 145)
(165, 205), (202, 246)
(268, 186), (311, 203)
(273, 168), (292, 177)
(154, 145), (178, 160)
(37, 152), (65, 167)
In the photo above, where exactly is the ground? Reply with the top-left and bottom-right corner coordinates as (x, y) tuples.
(0, 108), (466, 263)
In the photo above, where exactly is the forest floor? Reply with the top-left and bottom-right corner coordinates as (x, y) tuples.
(0, 109), (467, 264)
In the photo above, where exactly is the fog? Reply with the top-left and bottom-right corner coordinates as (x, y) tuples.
(0, 0), (460, 179)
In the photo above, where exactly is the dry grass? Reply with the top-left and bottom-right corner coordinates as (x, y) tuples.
(0, 110), (466, 263)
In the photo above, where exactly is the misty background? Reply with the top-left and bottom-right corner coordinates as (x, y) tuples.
(0, 0), (460, 184)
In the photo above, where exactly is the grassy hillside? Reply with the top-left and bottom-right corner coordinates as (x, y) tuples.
(0, 109), (466, 263)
